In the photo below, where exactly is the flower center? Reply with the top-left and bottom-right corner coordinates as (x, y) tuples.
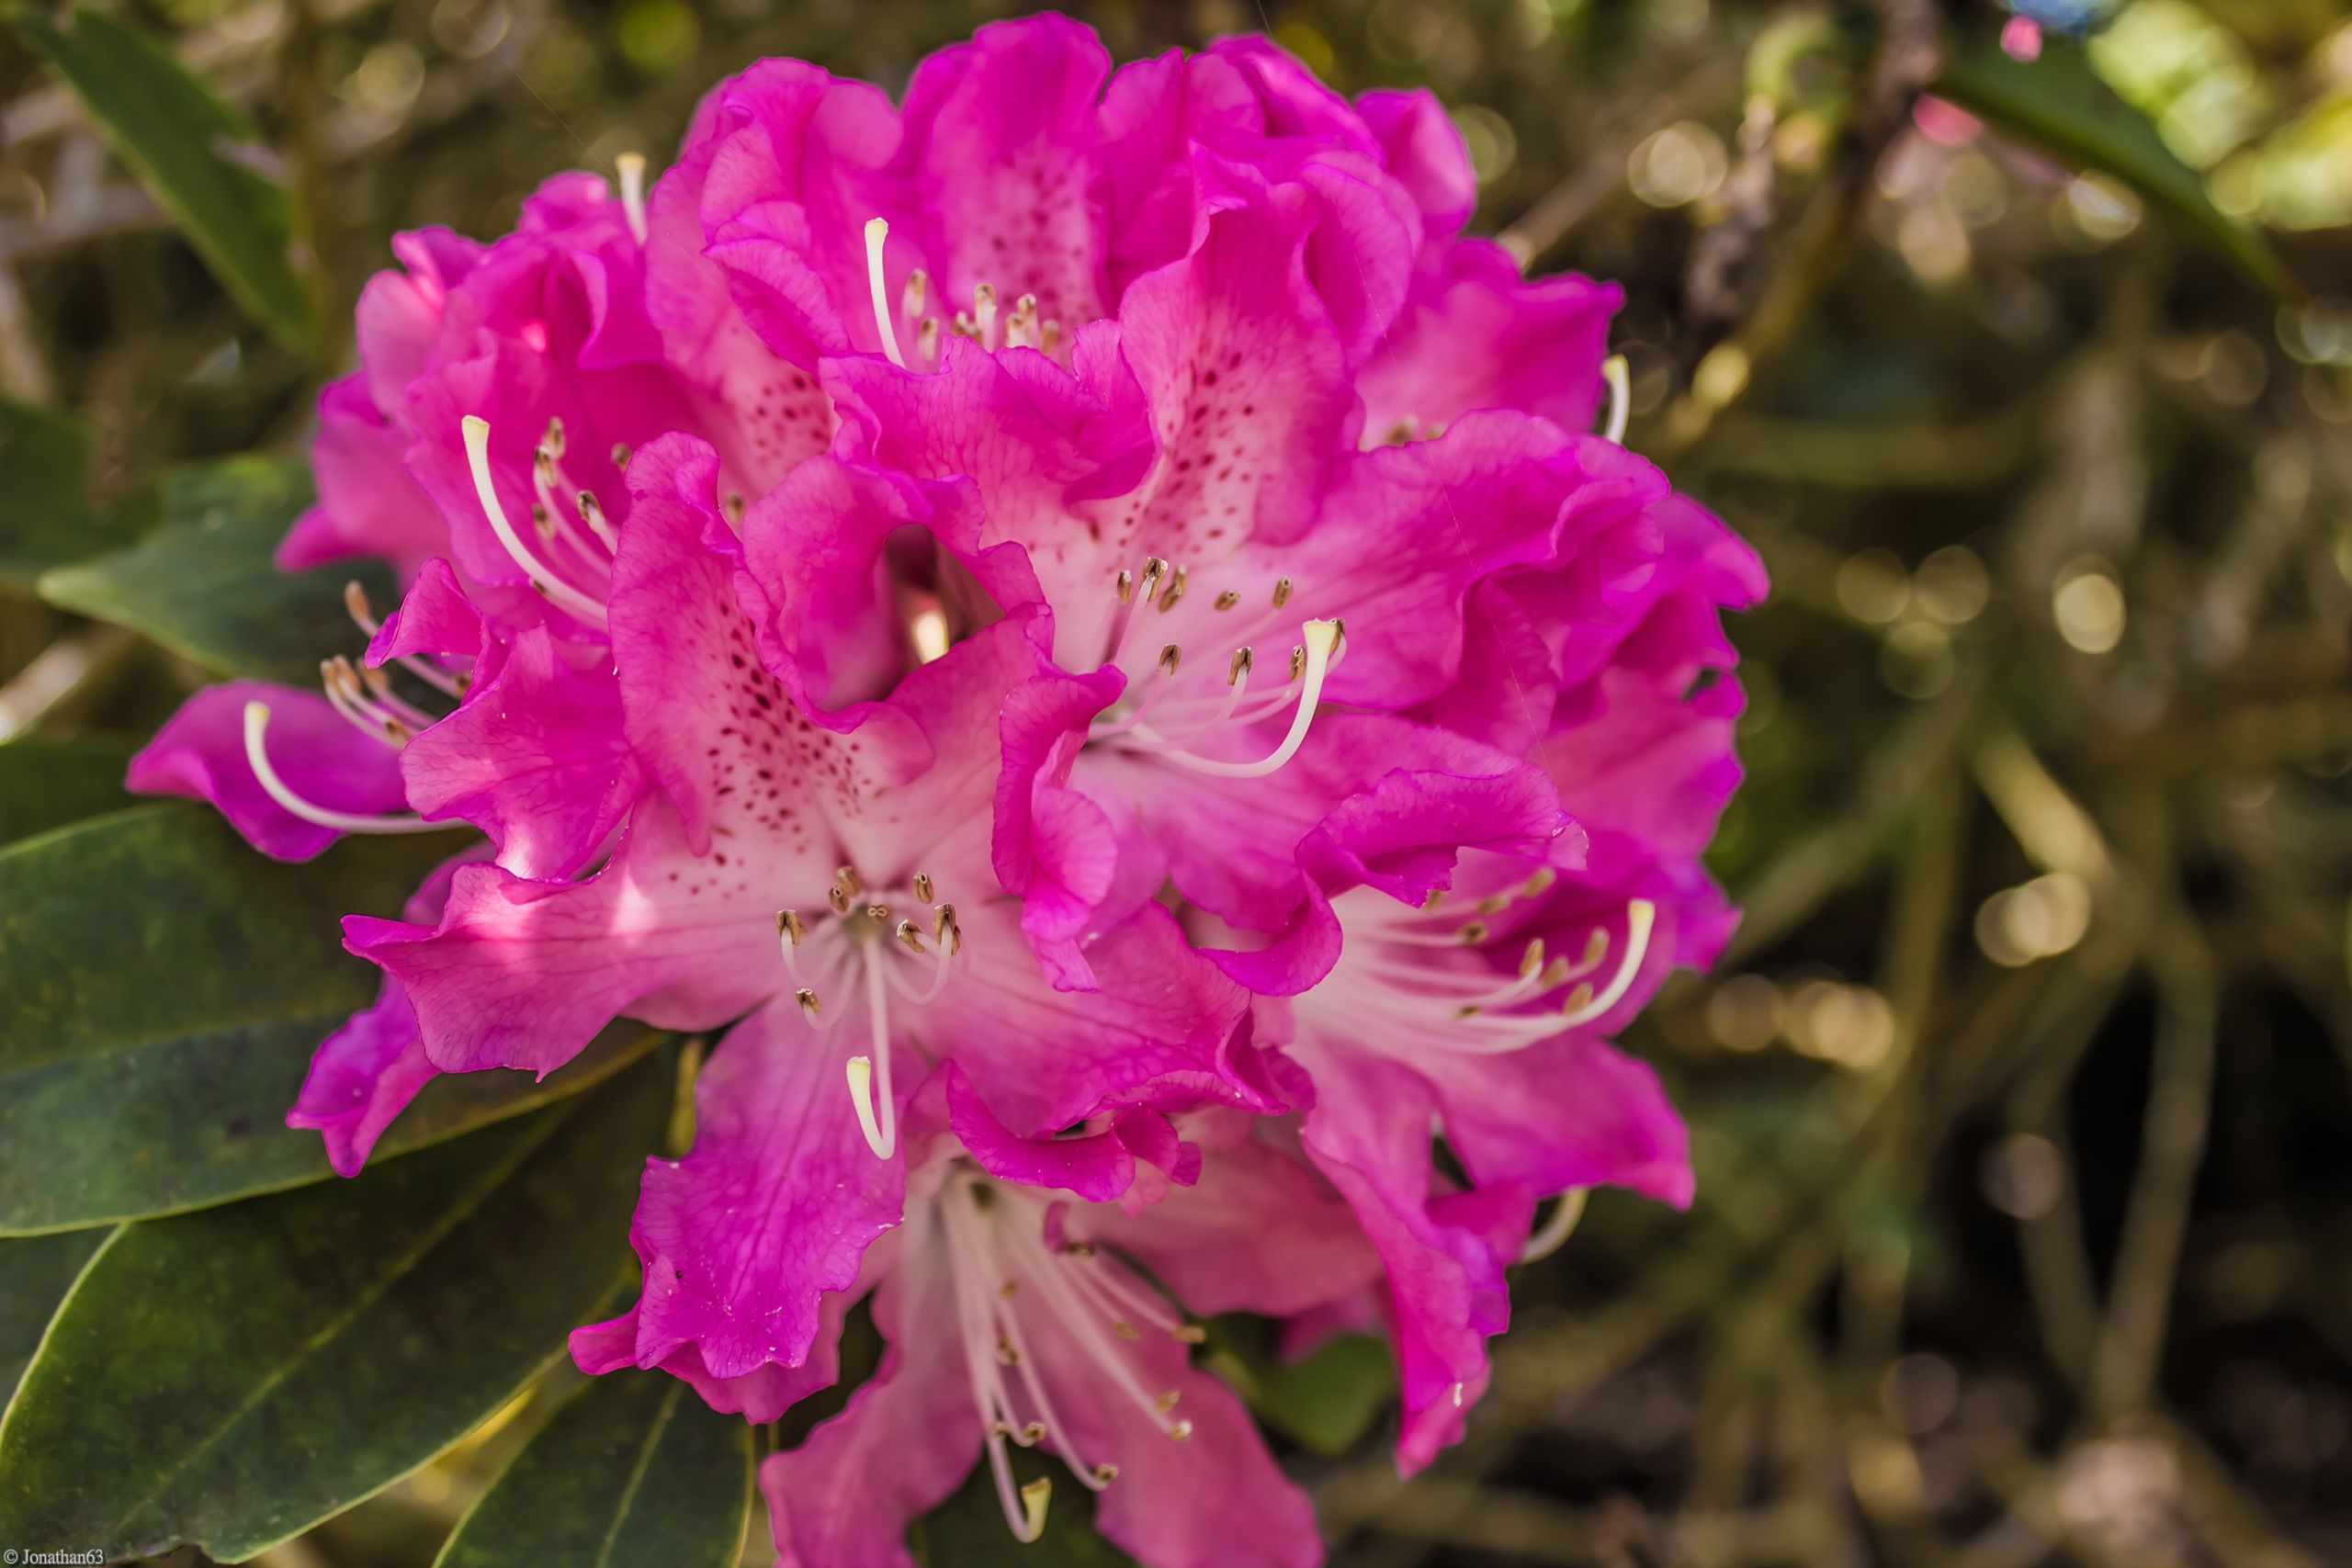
(1086, 557), (1344, 780)
(863, 216), (1064, 371)
(775, 864), (964, 1159)
(936, 1172), (1204, 1541)
(461, 414), (618, 630)
(1309, 874), (1659, 1057)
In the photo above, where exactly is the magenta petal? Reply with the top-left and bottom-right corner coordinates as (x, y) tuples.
(400, 626), (641, 878)
(1296, 1050), (1531, 1476)
(1086, 1134), (1383, 1316)
(127, 681), (409, 861)
(284, 984), (436, 1178)
(624, 997), (904, 1386)
(893, 13), (1113, 329)
(763, 1235), (979, 1568)
(1363, 240), (1622, 439)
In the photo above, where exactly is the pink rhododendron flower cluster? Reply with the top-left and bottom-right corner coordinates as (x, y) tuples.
(128, 17), (1763, 1566)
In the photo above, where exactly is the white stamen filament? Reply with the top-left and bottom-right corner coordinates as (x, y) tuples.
(616, 152), (649, 245)
(1520, 1188), (1589, 1263)
(460, 416), (610, 630)
(863, 218), (907, 368)
(242, 702), (448, 836)
(1601, 354), (1630, 446)
(1146, 619), (1340, 778)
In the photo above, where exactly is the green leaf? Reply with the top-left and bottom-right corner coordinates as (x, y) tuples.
(0, 1054), (668, 1562)
(38, 456), (388, 684)
(1934, 33), (2298, 300)
(435, 1371), (752, 1568)
(1205, 1316), (1396, 1459)
(0, 397), (142, 591)
(910, 1454), (1138, 1568)
(0, 1228), (111, 1406)
(0, 804), (639, 1235)
(6, 4), (314, 349)
(0, 736), (134, 844)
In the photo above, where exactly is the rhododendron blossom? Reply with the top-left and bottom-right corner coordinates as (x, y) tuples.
(124, 13), (1761, 1564)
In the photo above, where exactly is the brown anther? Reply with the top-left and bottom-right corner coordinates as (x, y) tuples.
(359, 664), (394, 699)
(974, 282), (997, 312)
(1154, 1390), (1182, 1415)
(915, 316), (941, 360)
(996, 1334), (1021, 1366)
(1114, 568), (1135, 604)
(534, 448), (557, 483)
(1272, 576), (1294, 608)
(1227, 647), (1253, 685)
(1112, 1319), (1139, 1341)
(542, 415), (566, 457)
(1287, 645), (1307, 682)
(721, 491), (745, 527)
(1092, 1462), (1119, 1483)
(914, 872), (934, 903)
(933, 903), (958, 942)
(530, 502), (554, 540)
(1158, 644), (1182, 677)
(896, 919), (925, 953)
(795, 987), (821, 1018)
(999, 1279), (1018, 1300)
(1014, 290), (1038, 315)
(1520, 940), (1545, 978)
(1020, 1420), (1046, 1443)
(1168, 1419), (1194, 1441)
(1457, 920), (1489, 944)
(777, 909), (807, 945)
(579, 491), (605, 525)
(1561, 982), (1596, 1015)
(1156, 564), (1187, 613)
(611, 441), (631, 468)
(1041, 320), (1062, 354)
(951, 311), (978, 339)
(1580, 929), (1610, 968)
(343, 580), (374, 627)
(1422, 888), (1445, 909)
(1476, 893), (1510, 916)
(828, 885), (851, 915)
(1522, 867), (1558, 897)
(1060, 1240), (1097, 1259)
(1541, 957), (1571, 987)
(381, 718), (410, 743)
(1138, 557), (1170, 600)
(901, 267), (927, 320)
(1453, 1003), (1482, 1020)
(1214, 589), (1242, 611)
(835, 865), (862, 897)
(1170, 1324), (1206, 1345)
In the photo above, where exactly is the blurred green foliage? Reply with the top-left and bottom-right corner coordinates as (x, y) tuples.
(3, 0), (2351, 1563)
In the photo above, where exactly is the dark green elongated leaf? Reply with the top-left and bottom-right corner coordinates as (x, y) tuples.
(39, 457), (385, 684)
(0, 803), (450, 1234)
(435, 1371), (752, 1568)
(0, 397), (145, 590)
(0, 1054), (668, 1562)
(1935, 34), (2298, 300)
(1, 1006), (663, 1235)
(0, 735), (135, 844)
(910, 1454), (1138, 1568)
(0, 1228), (112, 1406)
(6, 4), (314, 348)
(1205, 1315), (1396, 1458)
